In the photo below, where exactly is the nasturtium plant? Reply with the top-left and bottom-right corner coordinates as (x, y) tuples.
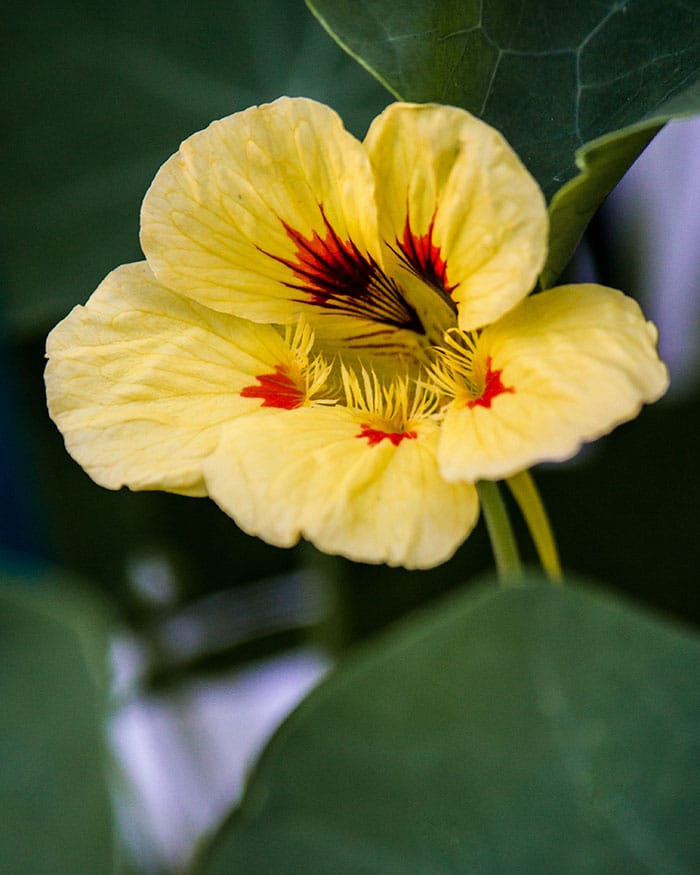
(45, 99), (666, 570)
(4, 0), (698, 871)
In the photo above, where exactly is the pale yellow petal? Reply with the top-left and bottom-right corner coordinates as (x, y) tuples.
(45, 262), (310, 496)
(141, 97), (384, 325)
(364, 103), (548, 331)
(437, 285), (669, 482)
(203, 407), (480, 569)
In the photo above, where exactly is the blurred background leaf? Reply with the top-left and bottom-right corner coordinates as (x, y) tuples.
(306, 0), (700, 281)
(3, 0), (390, 337)
(0, 567), (115, 874)
(195, 576), (700, 874)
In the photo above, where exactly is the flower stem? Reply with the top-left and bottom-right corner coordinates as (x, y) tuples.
(506, 470), (562, 583)
(476, 480), (522, 584)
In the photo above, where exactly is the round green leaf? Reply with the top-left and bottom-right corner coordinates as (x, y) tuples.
(306, 0), (700, 281)
(196, 577), (700, 874)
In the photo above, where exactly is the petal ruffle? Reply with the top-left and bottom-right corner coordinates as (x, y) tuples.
(45, 262), (316, 496)
(202, 407), (480, 569)
(141, 97), (385, 325)
(437, 285), (669, 482)
(364, 103), (548, 332)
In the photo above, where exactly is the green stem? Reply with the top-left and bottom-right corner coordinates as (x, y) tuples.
(506, 470), (562, 583)
(476, 480), (522, 584)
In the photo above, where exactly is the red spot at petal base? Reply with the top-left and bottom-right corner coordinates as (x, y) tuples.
(358, 425), (418, 447)
(241, 365), (304, 410)
(467, 357), (515, 409)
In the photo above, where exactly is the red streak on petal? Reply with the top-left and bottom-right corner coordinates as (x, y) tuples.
(283, 219), (371, 305)
(467, 357), (514, 409)
(398, 213), (456, 293)
(357, 425), (418, 447)
(241, 365), (304, 410)
(257, 204), (425, 333)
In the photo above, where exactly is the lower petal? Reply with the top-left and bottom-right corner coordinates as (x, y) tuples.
(45, 262), (310, 496)
(437, 284), (669, 482)
(203, 407), (480, 569)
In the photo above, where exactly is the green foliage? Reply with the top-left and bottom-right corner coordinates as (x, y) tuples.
(196, 577), (700, 874)
(0, 571), (115, 874)
(2, 0), (389, 339)
(306, 0), (700, 282)
(542, 123), (661, 287)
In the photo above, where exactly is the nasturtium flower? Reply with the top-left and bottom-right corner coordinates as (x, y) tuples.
(45, 98), (668, 569)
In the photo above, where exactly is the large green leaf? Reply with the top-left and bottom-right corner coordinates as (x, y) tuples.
(306, 0), (700, 282)
(0, 570), (115, 874)
(196, 577), (700, 873)
(541, 121), (661, 287)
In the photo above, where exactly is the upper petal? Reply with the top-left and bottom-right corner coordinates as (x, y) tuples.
(141, 97), (384, 325)
(202, 406), (480, 570)
(436, 285), (669, 482)
(364, 103), (548, 331)
(45, 262), (324, 496)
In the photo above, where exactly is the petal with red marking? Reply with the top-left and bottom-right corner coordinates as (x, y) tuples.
(203, 406), (479, 569)
(142, 99), (376, 320)
(364, 103), (548, 331)
(45, 262), (321, 496)
(141, 97), (433, 366)
(437, 285), (669, 482)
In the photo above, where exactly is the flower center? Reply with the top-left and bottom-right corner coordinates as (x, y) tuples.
(343, 366), (436, 447)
